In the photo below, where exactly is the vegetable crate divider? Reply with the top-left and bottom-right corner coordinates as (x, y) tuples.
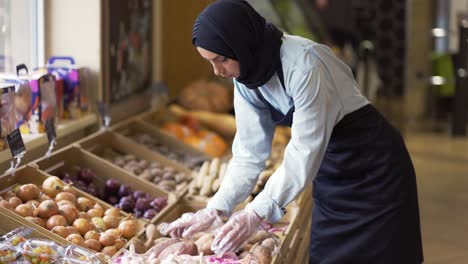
(0, 165), (137, 262)
(33, 145), (177, 224)
(275, 189), (312, 264)
(110, 118), (210, 168)
(128, 198), (301, 264)
(76, 130), (194, 196)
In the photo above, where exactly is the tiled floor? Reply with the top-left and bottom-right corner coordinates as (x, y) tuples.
(405, 132), (468, 263)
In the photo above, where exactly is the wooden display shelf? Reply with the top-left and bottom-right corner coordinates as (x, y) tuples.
(0, 114), (98, 173)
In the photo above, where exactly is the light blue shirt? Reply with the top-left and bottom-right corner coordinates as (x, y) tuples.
(207, 35), (369, 222)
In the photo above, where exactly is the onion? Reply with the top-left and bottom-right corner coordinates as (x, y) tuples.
(15, 184), (40, 202)
(104, 229), (122, 238)
(0, 199), (13, 211)
(78, 211), (90, 220)
(63, 183), (77, 196)
(73, 218), (92, 235)
(38, 200), (59, 219)
(101, 245), (118, 256)
(26, 200), (40, 209)
(118, 185), (132, 197)
(104, 208), (121, 217)
(38, 193), (52, 202)
(103, 215), (119, 229)
(143, 209), (157, 220)
(2, 191), (16, 199)
(76, 197), (94, 211)
(87, 208), (103, 218)
(25, 216), (46, 228)
(66, 226), (80, 235)
(84, 230), (100, 241)
(59, 204), (79, 224)
(51, 226), (70, 238)
(47, 215), (68, 230)
(55, 192), (77, 204)
(118, 218), (139, 239)
(8, 197), (22, 208)
(66, 233), (85, 247)
(135, 198), (151, 211)
(91, 217), (107, 231)
(105, 179), (121, 195)
(42, 176), (64, 198)
(57, 200), (75, 208)
(85, 239), (102, 252)
(15, 204), (34, 217)
(99, 234), (116, 247)
(78, 168), (95, 184)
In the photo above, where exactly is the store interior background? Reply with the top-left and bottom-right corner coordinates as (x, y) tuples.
(1, 0), (468, 262)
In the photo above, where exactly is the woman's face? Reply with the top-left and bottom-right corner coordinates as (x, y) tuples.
(197, 47), (240, 78)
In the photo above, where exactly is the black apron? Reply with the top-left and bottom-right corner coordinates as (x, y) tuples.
(255, 74), (423, 264)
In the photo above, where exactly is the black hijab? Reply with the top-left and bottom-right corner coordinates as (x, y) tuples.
(192, 0), (283, 89)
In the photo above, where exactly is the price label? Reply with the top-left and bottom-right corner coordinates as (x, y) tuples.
(6, 129), (26, 157)
(45, 119), (56, 143)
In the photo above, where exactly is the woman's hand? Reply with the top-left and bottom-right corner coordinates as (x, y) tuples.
(158, 208), (223, 239)
(211, 208), (262, 253)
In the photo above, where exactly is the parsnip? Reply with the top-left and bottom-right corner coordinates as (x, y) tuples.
(196, 161), (210, 188)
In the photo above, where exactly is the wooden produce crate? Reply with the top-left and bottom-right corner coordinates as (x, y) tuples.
(0, 165), (145, 260)
(138, 110), (231, 158)
(123, 198), (301, 264)
(111, 119), (209, 170)
(75, 130), (194, 197)
(33, 146), (176, 224)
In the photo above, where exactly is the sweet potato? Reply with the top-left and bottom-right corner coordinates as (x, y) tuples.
(261, 237), (277, 251)
(194, 233), (214, 255)
(251, 245), (272, 264)
(149, 238), (181, 258)
(158, 240), (198, 260)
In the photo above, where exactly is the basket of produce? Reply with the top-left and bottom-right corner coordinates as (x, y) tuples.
(139, 110), (229, 158)
(111, 119), (209, 169)
(33, 146), (175, 223)
(113, 199), (302, 264)
(76, 131), (194, 195)
(0, 165), (145, 258)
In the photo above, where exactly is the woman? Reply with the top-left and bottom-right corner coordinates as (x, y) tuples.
(160, 1), (423, 263)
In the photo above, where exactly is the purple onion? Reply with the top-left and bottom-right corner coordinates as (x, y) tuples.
(132, 190), (147, 200)
(105, 179), (121, 195)
(107, 195), (119, 205)
(120, 199), (135, 212)
(150, 197), (168, 212)
(58, 172), (70, 180)
(135, 198), (151, 211)
(79, 168), (95, 184)
(143, 209), (157, 220)
(134, 210), (144, 218)
(118, 185), (132, 197)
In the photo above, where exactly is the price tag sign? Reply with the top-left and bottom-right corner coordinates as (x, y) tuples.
(96, 101), (110, 127)
(45, 119), (57, 143)
(6, 129), (26, 157)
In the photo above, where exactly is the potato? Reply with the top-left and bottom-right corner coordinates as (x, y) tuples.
(251, 245), (272, 264)
(158, 240), (198, 260)
(195, 234), (214, 255)
(261, 238), (277, 251)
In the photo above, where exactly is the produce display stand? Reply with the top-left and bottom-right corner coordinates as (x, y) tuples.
(0, 106), (313, 263)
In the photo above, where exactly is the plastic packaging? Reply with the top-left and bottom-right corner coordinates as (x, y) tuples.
(60, 245), (100, 264)
(0, 227), (33, 246)
(20, 239), (65, 264)
(0, 242), (19, 263)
